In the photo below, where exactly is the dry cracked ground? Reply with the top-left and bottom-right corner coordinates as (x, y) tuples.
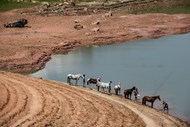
(0, 72), (188, 127)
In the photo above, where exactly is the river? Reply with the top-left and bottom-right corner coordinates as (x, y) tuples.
(29, 33), (190, 123)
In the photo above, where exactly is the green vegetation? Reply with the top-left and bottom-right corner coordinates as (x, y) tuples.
(38, 0), (96, 2)
(130, 3), (190, 14)
(38, 0), (61, 2)
(0, 0), (39, 12)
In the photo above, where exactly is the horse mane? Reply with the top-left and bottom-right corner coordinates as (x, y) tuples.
(151, 95), (160, 98)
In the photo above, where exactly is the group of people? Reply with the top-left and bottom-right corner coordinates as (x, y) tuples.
(67, 73), (169, 111)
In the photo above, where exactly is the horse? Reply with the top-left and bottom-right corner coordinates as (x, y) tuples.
(97, 78), (112, 93)
(87, 78), (100, 85)
(67, 74), (85, 86)
(124, 86), (137, 99)
(87, 78), (101, 90)
(142, 95), (161, 108)
(114, 82), (121, 95)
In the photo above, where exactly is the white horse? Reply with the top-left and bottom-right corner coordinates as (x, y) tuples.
(97, 78), (112, 93)
(67, 74), (85, 86)
(114, 82), (121, 95)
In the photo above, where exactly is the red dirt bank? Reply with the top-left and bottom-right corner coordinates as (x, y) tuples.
(0, 9), (190, 72)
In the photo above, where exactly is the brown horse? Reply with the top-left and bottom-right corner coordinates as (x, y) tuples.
(87, 78), (100, 85)
(124, 86), (137, 99)
(87, 78), (101, 91)
(142, 96), (161, 108)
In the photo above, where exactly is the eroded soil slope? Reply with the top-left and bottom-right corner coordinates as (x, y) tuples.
(0, 72), (188, 127)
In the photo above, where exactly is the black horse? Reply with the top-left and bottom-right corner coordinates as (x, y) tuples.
(4, 19), (28, 28)
(142, 95), (161, 108)
(124, 86), (137, 99)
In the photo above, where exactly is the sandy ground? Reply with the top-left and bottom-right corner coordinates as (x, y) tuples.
(0, 71), (189, 127)
(0, 8), (190, 72)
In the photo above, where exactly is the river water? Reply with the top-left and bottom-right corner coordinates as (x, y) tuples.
(29, 33), (190, 123)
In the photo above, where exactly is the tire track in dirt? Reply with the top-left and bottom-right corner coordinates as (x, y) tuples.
(34, 79), (145, 127)
(0, 78), (29, 126)
(0, 82), (10, 111)
(0, 72), (188, 127)
(21, 78), (111, 127)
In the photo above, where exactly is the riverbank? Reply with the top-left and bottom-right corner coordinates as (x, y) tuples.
(0, 71), (189, 126)
(0, 8), (190, 73)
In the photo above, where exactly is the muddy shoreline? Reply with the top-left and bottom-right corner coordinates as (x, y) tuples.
(0, 8), (190, 73)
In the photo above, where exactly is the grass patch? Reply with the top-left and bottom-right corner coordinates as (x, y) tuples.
(0, 0), (39, 12)
(130, 3), (190, 14)
(38, 0), (61, 2)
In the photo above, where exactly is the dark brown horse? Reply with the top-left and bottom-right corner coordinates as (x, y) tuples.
(87, 78), (100, 85)
(142, 96), (161, 108)
(87, 78), (101, 91)
(124, 86), (137, 99)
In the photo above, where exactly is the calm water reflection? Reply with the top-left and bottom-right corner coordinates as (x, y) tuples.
(29, 33), (190, 123)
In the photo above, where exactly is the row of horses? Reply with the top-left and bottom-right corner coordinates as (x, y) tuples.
(67, 73), (168, 110)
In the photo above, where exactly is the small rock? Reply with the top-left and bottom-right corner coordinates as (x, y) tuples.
(74, 20), (79, 23)
(104, 11), (113, 17)
(74, 24), (83, 30)
(91, 27), (100, 32)
(84, 7), (88, 11)
(64, 2), (69, 5)
(92, 20), (100, 25)
(59, 3), (63, 6)
(32, 0), (36, 3)
(42, 2), (50, 7)
(85, 32), (91, 36)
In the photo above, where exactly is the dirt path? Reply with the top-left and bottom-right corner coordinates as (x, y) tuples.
(0, 71), (188, 127)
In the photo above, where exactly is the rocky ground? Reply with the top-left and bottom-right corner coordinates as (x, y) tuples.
(0, 71), (189, 127)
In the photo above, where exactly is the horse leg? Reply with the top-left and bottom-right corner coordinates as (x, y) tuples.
(108, 86), (111, 93)
(75, 79), (78, 85)
(67, 78), (71, 85)
(142, 99), (146, 105)
(151, 102), (153, 108)
(127, 94), (129, 99)
(97, 85), (100, 91)
(115, 89), (117, 95)
(67, 77), (69, 84)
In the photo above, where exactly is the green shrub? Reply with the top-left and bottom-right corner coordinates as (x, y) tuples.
(0, 0), (39, 12)
(130, 3), (190, 14)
